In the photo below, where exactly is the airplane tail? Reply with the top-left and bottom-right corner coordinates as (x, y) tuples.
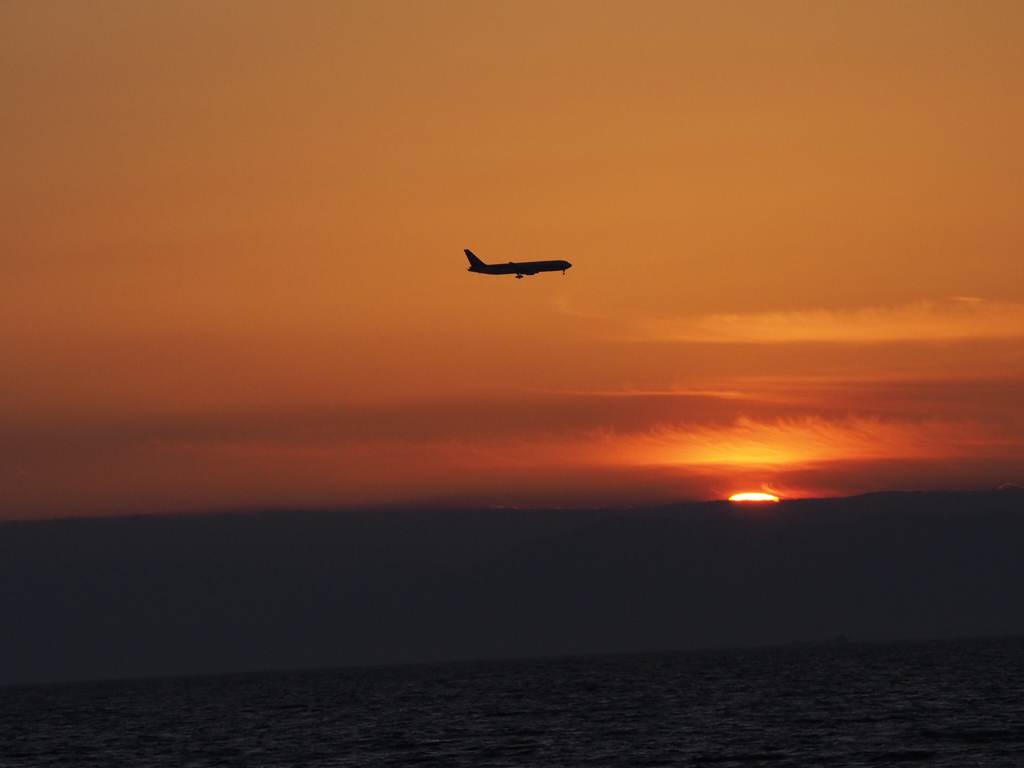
(464, 249), (487, 269)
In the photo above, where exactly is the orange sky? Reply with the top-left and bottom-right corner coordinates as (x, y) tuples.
(2, 1), (1024, 518)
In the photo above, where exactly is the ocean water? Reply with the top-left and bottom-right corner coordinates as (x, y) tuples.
(2, 637), (1023, 766)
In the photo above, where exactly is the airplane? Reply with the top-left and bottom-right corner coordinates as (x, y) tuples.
(464, 249), (572, 279)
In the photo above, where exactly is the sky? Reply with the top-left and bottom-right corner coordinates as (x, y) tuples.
(2, 1), (1024, 518)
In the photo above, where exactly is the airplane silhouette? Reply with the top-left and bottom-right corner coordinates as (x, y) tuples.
(465, 249), (572, 279)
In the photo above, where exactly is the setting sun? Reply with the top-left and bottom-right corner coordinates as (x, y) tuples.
(729, 493), (781, 502)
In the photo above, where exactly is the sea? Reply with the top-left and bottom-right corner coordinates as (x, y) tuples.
(2, 637), (1023, 767)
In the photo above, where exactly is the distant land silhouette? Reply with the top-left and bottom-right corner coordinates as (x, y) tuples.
(1, 489), (1023, 686)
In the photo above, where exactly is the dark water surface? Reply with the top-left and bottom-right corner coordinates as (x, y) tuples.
(2, 637), (1023, 766)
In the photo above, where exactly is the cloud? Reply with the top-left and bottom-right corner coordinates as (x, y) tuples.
(3, 385), (1024, 518)
(615, 416), (1023, 468)
(390, 414), (1021, 478)
(639, 299), (1024, 344)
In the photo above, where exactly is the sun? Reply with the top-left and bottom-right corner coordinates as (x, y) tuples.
(729, 492), (780, 502)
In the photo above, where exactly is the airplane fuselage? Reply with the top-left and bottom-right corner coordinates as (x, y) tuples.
(465, 249), (572, 278)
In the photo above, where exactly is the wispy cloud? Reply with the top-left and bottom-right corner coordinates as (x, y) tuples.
(639, 299), (1024, 344)
(616, 416), (1023, 468)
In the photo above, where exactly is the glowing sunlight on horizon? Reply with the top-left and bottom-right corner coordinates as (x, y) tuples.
(729, 493), (781, 502)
